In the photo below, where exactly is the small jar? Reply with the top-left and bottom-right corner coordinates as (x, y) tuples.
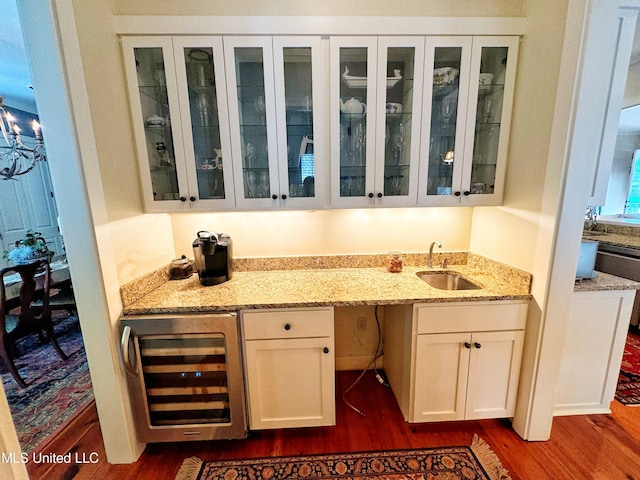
(169, 255), (194, 280)
(386, 252), (403, 273)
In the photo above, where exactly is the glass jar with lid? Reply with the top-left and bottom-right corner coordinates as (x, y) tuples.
(386, 252), (403, 273)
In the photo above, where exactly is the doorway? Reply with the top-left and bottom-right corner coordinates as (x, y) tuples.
(0, 108), (94, 453)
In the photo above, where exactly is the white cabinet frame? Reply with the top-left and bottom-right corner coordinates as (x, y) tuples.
(460, 35), (519, 206)
(383, 300), (527, 424)
(418, 36), (473, 207)
(242, 307), (335, 430)
(374, 36), (426, 207)
(330, 36), (379, 208)
(121, 36), (191, 212)
(171, 36), (236, 210)
(272, 36), (329, 210)
(223, 36), (280, 210)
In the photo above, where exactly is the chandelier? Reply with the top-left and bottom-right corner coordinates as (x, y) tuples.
(0, 97), (46, 180)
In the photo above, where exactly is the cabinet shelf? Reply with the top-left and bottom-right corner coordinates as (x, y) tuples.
(191, 123), (221, 131)
(150, 165), (176, 172)
(478, 83), (505, 96)
(471, 163), (497, 169)
(385, 112), (412, 120)
(432, 83), (458, 98)
(286, 105), (314, 113)
(144, 125), (170, 135)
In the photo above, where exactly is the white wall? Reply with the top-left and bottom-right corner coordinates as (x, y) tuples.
(624, 61), (640, 108)
(114, 0), (524, 17)
(171, 208), (472, 259)
(469, 1), (567, 272)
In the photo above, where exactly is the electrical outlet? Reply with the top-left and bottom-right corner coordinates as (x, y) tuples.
(357, 316), (367, 330)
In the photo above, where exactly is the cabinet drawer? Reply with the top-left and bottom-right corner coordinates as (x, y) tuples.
(242, 307), (334, 340)
(415, 301), (527, 334)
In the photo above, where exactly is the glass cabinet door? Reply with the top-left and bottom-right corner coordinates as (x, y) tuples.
(374, 37), (425, 206)
(418, 37), (472, 206)
(330, 37), (377, 207)
(224, 37), (279, 209)
(273, 37), (326, 209)
(122, 37), (189, 211)
(173, 37), (235, 210)
(462, 36), (519, 205)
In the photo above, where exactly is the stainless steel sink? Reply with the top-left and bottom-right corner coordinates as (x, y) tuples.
(416, 271), (481, 290)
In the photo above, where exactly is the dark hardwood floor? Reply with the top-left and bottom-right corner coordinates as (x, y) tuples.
(27, 371), (640, 480)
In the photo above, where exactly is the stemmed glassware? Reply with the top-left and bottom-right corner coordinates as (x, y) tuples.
(254, 96), (266, 124)
(441, 95), (454, 123)
(244, 142), (257, 168)
(393, 123), (406, 164)
(481, 95), (492, 123)
(350, 123), (365, 165)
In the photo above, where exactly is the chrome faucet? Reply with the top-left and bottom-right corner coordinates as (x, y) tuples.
(428, 241), (441, 268)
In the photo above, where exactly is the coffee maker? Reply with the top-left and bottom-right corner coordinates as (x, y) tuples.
(192, 231), (233, 286)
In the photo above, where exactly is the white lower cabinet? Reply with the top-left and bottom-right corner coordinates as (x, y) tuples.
(242, 307), (335, 429)
(554, 289), (635, 416)
(384, 301), (527, 423)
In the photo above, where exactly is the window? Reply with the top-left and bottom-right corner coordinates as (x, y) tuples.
(626, 150), (640, 213)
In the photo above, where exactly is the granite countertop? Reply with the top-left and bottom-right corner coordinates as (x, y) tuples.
(122, 264), (532, 315)
(574, 271), (640, 292)
(583, 229), (640, 249)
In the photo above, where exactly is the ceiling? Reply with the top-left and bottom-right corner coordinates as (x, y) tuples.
(1, 3), (640, 121)
(0, 0), (35, 112)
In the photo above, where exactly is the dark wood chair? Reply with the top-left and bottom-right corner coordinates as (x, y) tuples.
(0, 259), (69, 387)
(35, 279), (76, 316)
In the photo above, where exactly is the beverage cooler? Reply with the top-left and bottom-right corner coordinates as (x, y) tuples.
(119, 312), (247, 442)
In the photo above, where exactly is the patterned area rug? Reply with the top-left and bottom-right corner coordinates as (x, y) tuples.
(0, 313), (94, 452)
(175, 435), (511, 480)
(616, 329), (640, 405)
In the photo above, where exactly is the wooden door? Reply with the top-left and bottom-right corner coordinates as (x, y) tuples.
(0, 159), (64, 267)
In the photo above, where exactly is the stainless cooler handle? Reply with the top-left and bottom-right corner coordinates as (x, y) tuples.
(120, 325), (138, 376)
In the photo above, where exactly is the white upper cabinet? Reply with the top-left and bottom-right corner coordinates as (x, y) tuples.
(122, 36), (235, 211)
(122, 36), (189, 212)
(418, 37), (472, 206)
(122, 32), (519, 212)
(273, 37), (327, 210)
(375, 37), (426, 207)
(223, 37), (278, 210)
(418, 36), (518, 206)
(330, 36), (426, 208)
(173, 37), (236, 210)
(224, 36), (327, 210)
(330, 37), (378, 208)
